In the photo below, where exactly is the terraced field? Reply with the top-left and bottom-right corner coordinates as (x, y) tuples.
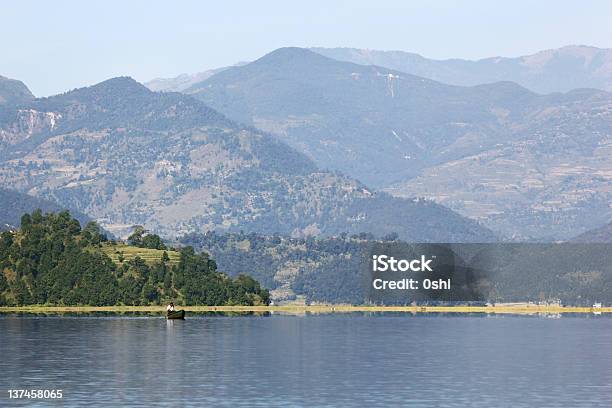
(101, 244), (181, 266)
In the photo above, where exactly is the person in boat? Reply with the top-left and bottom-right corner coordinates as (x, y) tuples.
(166, 302), (175, 313)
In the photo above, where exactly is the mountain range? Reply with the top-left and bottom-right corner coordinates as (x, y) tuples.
(185, 47), (612, 240)
(147, 45), (612, 95)
(0, 76), (494, 242)
(312, 45), (612, 94)
(3, 44), (612, 242)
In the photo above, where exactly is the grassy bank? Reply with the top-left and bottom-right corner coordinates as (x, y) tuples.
(1, 304), (610, 315)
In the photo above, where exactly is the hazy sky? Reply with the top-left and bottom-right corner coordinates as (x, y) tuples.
(3, 0), (612, 96)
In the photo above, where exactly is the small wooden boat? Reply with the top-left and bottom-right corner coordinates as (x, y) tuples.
(167, 310), (185, 319)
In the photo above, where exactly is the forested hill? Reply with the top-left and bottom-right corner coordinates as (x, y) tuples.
(0, 211), (269, 306)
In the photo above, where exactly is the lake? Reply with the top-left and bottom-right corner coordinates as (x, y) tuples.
(1, 313), (611, 407)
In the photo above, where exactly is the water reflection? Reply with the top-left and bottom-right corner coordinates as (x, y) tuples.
(1, 314), (611, 407)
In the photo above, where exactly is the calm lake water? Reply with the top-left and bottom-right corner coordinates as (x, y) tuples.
(1, 313), (611, 407)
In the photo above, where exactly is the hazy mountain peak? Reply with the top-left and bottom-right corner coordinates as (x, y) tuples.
(0, 76), (234, 153)
(256, 47), (324, 61)
(0, 75), (35, 104)
(235, 47), (346, 74)
(39, 76), (153, 108)
(520, 44), (609, 68)
(96, 75), (146, 87)
(543, 44), (602, 57)
(70, 76), (150, 97)
(184, 48), (343, 95)
(146, 68), (228, 92)
(145, 63), (250, 93)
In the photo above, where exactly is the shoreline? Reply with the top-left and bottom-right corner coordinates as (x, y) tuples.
(0, 305), (610, 315)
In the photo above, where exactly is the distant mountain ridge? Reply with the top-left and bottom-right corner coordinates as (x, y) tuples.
(188, 47), (612, 240)
(145, 45), (612, 95)
(145, 62), (248, 93)
(0, 76), (495, 242)
(145, 67), (230, 93)
(312, 45), (612, 94)
(0, 188), (90, 230)
(572, 221), (612, 243)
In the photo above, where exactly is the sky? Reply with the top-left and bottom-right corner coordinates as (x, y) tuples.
(2, 0), (612, 96)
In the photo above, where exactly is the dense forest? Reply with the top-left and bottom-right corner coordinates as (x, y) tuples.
(181, 231), (367, 304)
(0, 211), (269, 306)
(182, 232), (612, 306)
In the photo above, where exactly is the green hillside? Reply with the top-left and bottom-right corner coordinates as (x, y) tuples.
(0, 211), (269, 306)
(101, 244), (181, 267)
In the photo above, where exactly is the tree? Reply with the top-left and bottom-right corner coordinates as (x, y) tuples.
(127, 226), (166, 250)
(141, 234), (166, 250)
(127, 225), (146, 247)
(83, 221), (103, 245)
(163, 270), (172, 292)
(20, 213), (32, 230)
